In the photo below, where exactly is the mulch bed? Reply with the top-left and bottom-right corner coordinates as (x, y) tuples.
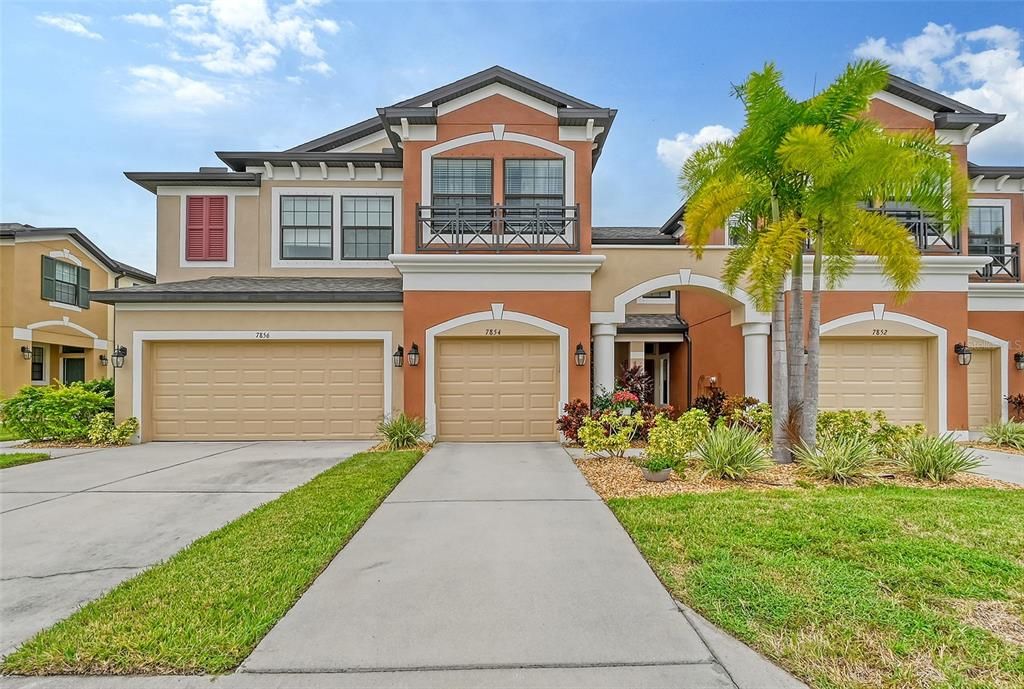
(574, 454), (1021, 500)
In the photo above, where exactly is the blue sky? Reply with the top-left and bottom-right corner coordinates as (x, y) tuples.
(3, 1), (1022, 272)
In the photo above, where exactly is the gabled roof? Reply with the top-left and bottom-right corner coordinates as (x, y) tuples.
(0, 223), (155, 283)
(883, 75), (1005, 132)
(283, 65), (615, 165)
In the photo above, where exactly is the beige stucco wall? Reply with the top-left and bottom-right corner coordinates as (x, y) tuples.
(111, 307), (405, 439)
(155, 181), (404, 283)
(1, 236), (130, 396)
(591, 247), (734, 313)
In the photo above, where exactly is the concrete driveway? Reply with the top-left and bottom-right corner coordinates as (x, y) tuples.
(973, 447), (1023, 485)
(0, 440), (373, 656)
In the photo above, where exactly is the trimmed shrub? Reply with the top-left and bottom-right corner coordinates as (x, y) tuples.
(0, 383), (113, 442)
(794, 434), (878, 483)
(898, 434), (982, 482)
(556, 399), (593, 445)
(816, 409), (925, 459)
(578, 412), (643, 458)
(728, 401), (772, 444)
(646, 409), (710, 466)
(983, 421), (1024, 451)
(693, 388), (728, 424)
(638, 454), (677, 474)
(695, 424), (772, 480)
(88, 413), (139, 446)
(377, 413), (425, 451)
(108, 417), (139, 446)
(79, 378), (115, 398)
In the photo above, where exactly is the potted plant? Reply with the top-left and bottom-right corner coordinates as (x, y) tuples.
(611, 390), (639, 416)
(638, 455), (675, 482)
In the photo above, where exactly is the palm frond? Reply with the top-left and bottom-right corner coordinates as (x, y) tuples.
(747, 213), (808, 310)
(683, 176), (749, 257)
(850, 209), (921, 300)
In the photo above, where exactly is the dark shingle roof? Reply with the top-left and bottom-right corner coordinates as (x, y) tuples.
(91, 276), (403, 304)
(0, 224), (155, 283)
(592, 226), (676, 245)
(619, 314), (689, 334)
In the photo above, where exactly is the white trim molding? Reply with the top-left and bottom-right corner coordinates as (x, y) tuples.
(47, 248), (83, 267)
(20, 317), (106, 349)
(967, 329), (1010, 424)
(270, 186), (403, 269)
(390, 253), (604, 291)
(130, 330), (394, 442)
(423, 311), (569, 440)
(157, 187), (259, 269)
(790, 255), (992, 293)
(821, 310), (950, 434)
(968, 282), (1024, 312)
(593, 269), (770, 326)
(434, 83), (558, 118)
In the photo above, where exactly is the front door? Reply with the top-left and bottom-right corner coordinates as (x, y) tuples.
(62, 358), (86, 384)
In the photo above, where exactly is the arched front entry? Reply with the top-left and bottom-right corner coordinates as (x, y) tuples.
(591, 268), (772, 405)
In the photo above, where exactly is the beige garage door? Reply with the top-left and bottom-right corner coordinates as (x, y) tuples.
(968, 348), (995, 431)
(820, 338), (928, 426)
(149, 340), (383, 440)
(436, 337), (558, 441)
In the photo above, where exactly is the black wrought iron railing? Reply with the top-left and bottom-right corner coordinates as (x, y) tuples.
(971, 243), (1021, 281)
(416, 204), (580, 252)
(870, 208), (960, 253)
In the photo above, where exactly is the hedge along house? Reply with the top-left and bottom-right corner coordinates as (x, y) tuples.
(94, 66), (1023, 443)
(0, 224), (154, 397)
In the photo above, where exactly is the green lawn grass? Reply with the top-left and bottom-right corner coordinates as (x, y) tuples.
(0, 452), (50, 470)
(609, 486), (1024, 689)
(2, 449), (422, 675)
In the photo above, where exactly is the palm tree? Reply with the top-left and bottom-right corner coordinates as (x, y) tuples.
(681, 60), (966, 458)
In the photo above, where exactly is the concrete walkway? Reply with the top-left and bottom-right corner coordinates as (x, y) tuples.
(972, 447), (1023, 485)
(0, 441), (373, 656)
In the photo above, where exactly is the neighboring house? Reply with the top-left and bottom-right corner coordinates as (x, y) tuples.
(0, 224), (154, 397)
(94, 66), (1022, 443)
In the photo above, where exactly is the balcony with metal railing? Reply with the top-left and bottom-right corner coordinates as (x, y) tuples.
(416, 204), (581, 252)
(970, 242), (1022, 282)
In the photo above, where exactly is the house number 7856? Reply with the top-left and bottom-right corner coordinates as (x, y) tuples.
(255, 331), (271, 339)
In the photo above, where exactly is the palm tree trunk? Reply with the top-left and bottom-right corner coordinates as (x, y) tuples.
(771, 281), (790, 462)
(802, 224), (823, 449)
(787, 249), (805, 444)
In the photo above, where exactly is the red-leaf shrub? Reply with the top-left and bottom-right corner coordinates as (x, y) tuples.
(556, 398), (594, 444)
(617, 364), (654, 403)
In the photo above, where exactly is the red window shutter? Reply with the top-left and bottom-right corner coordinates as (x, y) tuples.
(184, 195), (228, 261)
(206, 196), (228, 260)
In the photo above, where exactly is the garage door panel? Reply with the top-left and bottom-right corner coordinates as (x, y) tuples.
(437, 337), (558, 441)
(820, 338), (927, 426)
(149, 340), (383, 440)
(968, 349), (994, 430)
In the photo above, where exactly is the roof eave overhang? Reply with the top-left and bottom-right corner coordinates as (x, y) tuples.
(967, 163), (1024, 179)
(90, 291), (405, 305)
(934, 112), (1005, 133)
(124, 172), (262, 193)
(215, 152), (404, 172)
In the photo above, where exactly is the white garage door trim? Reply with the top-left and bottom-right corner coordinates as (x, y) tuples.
(424, 310), (568, 439)
(821, 307), (950, 435)
(132, 330), (393, 441)
(967, 328), (1009, 424)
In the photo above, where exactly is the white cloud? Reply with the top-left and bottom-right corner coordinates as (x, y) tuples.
(855, 23), (1024, 162)
(300, 60), (332, 75)
(120, 13), (166, 28)
(37, 13), (102, 40)
(656, 125), (735, 172)
(127, 65), (228, 112)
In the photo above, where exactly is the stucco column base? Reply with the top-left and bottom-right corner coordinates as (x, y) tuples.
(592, 323), (617, 398)
(741, 322), (770, 402)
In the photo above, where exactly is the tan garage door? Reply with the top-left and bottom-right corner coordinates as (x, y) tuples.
(436, 337), (558, 441)
(819, 338), (928, 426)
(968, 348), (994, 431)
(149, 340), (383, 440)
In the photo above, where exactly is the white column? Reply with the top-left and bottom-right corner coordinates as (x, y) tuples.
(742, 322), (770, 402)
(592, 323), (617, 396)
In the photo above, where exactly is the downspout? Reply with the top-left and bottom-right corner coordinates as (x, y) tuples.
(682, 327), (693, 410)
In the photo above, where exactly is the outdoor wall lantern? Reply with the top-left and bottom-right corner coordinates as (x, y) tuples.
(392, 346), (404, 368)
(954, 343), (972, 366)
(111, 345), (128, 369)
(98, 354), (109, 367)
(574, 343), (588, 367)
(407, 343), (421, 367)
(20, 346), (32, 360)
(1015, 352), (1024, 371)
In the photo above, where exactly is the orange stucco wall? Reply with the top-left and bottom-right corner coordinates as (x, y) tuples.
(678, 292), (746, 400)
(969, 310), (1024, 400)
(867, 98), (934, 132)
(401, 291), (592, 418)
(400, 94), (593, 254)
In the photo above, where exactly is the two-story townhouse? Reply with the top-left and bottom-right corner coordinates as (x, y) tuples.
(95, 66), (1023, 443)
(0, 224), (154, 397)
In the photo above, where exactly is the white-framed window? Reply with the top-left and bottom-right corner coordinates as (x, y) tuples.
(638, 290), (676, 305)
(271, 187), (402, 268)
(967, 203), (1008, 251)
(31, 345), (48, 384)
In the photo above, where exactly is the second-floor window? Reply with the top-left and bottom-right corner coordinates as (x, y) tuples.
(342, 197), (393, 260)
(41, 256), (89, 308)
(968, 206), (1005, 252)
(185, 195), (228, 261)
(504, 159), (564, 211)
(432, 159), (492, 233)
(281, 195), (333, 259)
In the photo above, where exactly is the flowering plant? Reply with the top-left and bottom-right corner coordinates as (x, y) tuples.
(611, 390), (639, 410)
